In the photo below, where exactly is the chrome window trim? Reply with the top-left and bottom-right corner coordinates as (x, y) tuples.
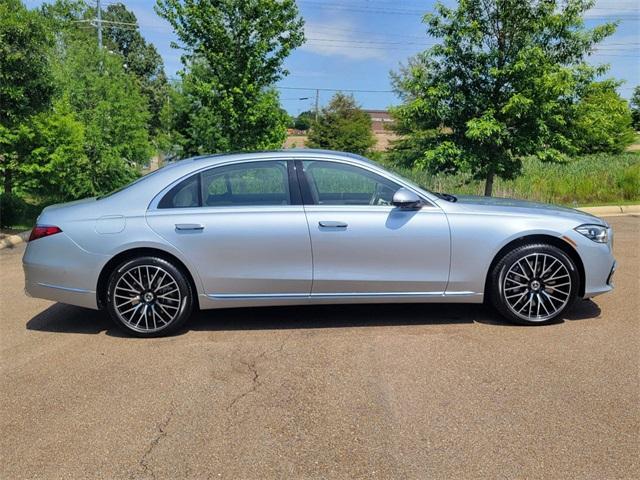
(148, 155), (439, 211)
(294, 157), (438, 208)
(148, 157), (295, 211)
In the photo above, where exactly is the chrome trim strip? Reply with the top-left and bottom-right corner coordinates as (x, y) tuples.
(36, 282), (95, 294)
(207, 291), (480, 300)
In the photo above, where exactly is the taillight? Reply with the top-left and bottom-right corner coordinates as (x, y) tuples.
(28, 225), (62, 242)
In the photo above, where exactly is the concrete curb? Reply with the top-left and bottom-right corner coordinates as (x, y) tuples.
(0, 230), (31, 250)
(0, 204), (637, 251)
(578, 205), (640, 216)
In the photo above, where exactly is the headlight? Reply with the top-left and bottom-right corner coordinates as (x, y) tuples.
(575, 224), (608, 243)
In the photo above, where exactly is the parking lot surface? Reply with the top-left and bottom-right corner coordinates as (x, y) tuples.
(1, 216), (638, 479)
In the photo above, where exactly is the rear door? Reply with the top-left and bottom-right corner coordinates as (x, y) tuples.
(297, 159), (450, 295)
(146, 160), (312, 298)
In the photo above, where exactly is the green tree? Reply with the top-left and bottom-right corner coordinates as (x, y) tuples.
(631, 86), (640, 130)
(102, 3), (169, 137)
(155, 0), (305, 155)
(0, 0), (54, 194)
(571, 82), (635, 154)
(41, 1), (169, 139)
(294, 110), (314, 131)
(19, 41), (152, 202)
(22, 99), (91, 202)
(54, 42), (151, 194)
(307, 93), (376, 156)
(390, 0), (616, 196)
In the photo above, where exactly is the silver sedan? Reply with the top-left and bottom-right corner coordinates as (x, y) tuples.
(23, 150), (616, 336)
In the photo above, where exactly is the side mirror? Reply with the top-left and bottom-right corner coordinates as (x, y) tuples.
(392, 188), (422, 209)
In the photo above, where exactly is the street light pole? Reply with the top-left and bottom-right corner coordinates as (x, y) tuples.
(315, 88), (319, 121)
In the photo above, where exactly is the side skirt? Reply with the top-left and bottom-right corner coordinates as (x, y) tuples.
(198, 291), (483, 309)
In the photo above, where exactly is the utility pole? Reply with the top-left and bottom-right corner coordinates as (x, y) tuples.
(315, 88), (319, 122)
(96, 0), (103, 49)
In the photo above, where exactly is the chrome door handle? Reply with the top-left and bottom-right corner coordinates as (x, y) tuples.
(319, 221), (348, 228)
(175, 223), (204, 231)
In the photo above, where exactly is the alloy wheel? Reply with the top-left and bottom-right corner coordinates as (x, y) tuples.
(113, 265), (182, 333)
(502, 252), (572, 322)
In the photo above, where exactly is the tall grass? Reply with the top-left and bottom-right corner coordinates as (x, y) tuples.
(381, 152), (640, 206)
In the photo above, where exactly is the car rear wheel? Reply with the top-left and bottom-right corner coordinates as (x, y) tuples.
(106, 256), (193, 337)
(490, 244), (579, 325)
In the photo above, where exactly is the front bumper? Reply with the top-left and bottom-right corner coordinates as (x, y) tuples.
(575, 235), (616, 299)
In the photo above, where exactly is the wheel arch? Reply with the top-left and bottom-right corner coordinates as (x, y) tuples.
(97, 247), (200, 310)
(484, 234), (586, 300)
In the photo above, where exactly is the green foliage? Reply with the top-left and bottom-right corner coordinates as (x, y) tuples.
(571, 82), (635, 154)
(381, 152), (640, 206)
(59, 42), (152, 169)
(156, 0), (305, 155)
(306, 93), (376, 156)
(102, 4), (169, 137)
(0, 0), (55, 194)
(631, 86), (640, 130)
(168, 63), (290, 155)
(294, 110), (314, 131)
(0, 193), (28, 228)
(390, 0), (617, 195)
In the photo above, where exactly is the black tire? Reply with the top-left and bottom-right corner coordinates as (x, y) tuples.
(489, 243), (579, 325)
(106, 256), (194, 337)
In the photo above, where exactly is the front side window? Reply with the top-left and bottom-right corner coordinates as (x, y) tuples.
(158, 160), (291, 209)
(302, 161), (400, 206)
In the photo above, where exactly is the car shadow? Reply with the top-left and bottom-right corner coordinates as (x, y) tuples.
(26, 299), (602, 336)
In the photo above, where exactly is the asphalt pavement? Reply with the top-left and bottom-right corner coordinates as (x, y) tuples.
(1, 216), (638, 479)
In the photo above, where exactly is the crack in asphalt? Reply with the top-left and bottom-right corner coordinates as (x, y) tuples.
(131, 407), (174, 480)
(227, 337), (290, 411)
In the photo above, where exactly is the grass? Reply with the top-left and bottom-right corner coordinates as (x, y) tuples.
(381, 152), (640, 207)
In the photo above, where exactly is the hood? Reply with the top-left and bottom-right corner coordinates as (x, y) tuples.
(450, 195), (606, 225)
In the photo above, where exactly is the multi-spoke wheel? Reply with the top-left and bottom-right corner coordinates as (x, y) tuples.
(106, 256), (193, 337)
(490, 244), (579, 325)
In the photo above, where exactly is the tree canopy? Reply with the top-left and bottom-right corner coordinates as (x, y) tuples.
(307, 93), (376, 156)
(389, 0), (618, 195)
(0, 0), (54, 194)
(571, 81), (635, 154)
(156, 0), (305, 155)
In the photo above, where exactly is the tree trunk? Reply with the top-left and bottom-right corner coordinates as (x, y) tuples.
(484, 164), (494, 197)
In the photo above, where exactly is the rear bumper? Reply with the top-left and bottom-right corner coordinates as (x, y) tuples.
(24, 277), (97, 309)
(22, 233), (107, 310)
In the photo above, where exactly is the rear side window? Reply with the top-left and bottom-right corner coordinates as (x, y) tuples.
(158, 160), (291, 209)
(158, 174), (200, 209)
(201, 161), (290, 207)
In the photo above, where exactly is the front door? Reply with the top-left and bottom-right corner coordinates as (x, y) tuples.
(297, 160), (450, 295)
(146, 160), (312, 297)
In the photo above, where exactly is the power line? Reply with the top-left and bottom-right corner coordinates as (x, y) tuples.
(277, 86), (394, 93)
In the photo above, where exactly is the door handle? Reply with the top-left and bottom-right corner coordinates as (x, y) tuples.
(319, 221), (348, 228)
(175, 223), (204, 231)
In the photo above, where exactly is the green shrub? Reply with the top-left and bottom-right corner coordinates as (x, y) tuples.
(0, 193), (28, 228)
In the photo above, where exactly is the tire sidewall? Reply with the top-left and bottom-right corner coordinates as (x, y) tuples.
(106, 256), (193, 337)
(492, 244), (579, 325)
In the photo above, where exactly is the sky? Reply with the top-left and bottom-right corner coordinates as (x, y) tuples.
(26, 0), (640, 115)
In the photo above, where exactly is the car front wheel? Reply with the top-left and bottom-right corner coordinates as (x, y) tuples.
(106, 256), (193, 337)
(490, 244), (579, 325)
